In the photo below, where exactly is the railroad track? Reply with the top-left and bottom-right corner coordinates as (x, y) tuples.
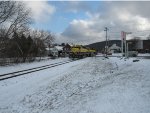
(0, 60), (74, 81)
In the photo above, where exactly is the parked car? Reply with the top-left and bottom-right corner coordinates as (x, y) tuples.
(128, 51), (138, 57)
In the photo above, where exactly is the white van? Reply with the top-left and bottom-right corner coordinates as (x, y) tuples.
(128, 51), (138, 57)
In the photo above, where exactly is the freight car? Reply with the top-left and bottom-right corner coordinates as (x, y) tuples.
(69, 45), (96, 58)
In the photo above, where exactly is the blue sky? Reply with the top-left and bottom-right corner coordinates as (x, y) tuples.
(32, 1), (101, 33)
(25, 1), (150, 44)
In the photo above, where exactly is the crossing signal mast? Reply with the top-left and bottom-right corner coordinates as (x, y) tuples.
(121, 31), (132, 58)
(104, 27), (109, 58)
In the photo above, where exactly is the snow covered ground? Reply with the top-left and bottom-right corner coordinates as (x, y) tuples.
(0, 57), (150, 113)
(0, 57), (70, 75)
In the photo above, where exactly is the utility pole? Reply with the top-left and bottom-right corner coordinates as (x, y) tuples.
(127, 43), (129, 58)
(121, 31), (125, 57)
(124, 33), (127, 58)
(104, 27), (108, 57)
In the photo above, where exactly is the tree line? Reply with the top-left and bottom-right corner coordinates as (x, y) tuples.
(0, 1), (54, 65)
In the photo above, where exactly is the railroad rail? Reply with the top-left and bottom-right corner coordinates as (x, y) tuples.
(0, 60), (74, 81)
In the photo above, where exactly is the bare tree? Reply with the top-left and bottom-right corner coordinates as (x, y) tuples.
(31, 30), (55, 47)
(0, 1), (32, 39)
(0, 1), (16, 24)
(4, 2), (32, 38)
(0, 1), (16, 57)
(0, 1), (32, 64)
(30, 30), (55, 60)
(44, 31), (55, 47)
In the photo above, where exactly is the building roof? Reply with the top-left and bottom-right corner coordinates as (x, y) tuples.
(109, 44), (121, 50)
(55, 46), (63, 51)
(45, 48), (49, 51)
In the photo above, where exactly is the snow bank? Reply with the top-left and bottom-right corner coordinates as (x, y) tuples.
(0, 57), (150, 113)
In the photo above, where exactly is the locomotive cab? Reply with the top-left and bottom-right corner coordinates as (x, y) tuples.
(69, 45), (96, 58)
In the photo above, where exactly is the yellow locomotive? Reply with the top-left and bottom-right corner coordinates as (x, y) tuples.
(69, 45), (96, 58)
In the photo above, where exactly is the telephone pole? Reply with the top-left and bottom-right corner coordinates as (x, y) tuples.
(104, 27), (108, 57)
(121, 31), (124, 57)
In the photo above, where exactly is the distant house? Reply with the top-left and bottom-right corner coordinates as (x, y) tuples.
(63, 43), (71, 55)
(55, 46), (63, 57)
(46, 47), (58, 57)
(55, 46), (63, 52)
(127, 39), (150, 53)
(108, 44), (121, 53)
(45, 45), (64, 57)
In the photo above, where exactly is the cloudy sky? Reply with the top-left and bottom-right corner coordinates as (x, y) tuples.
(24, 1), (150, 45)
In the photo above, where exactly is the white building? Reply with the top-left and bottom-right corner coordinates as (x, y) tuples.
(109, 44), (121, 53)
(46, 46), (64, 57)
(55, 46), (63, 52)
(46, 47), (58, 57)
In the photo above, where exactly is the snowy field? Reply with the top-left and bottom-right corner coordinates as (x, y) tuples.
(0, 57), (70, 75)
(0, 57), (150, 113)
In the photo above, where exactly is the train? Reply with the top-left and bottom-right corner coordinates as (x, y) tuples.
(69, 45), (97, 58)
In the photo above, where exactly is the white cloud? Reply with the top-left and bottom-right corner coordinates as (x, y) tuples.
(58, 2), (150, 45)
(24, 1), (55, 23)
(61, 15), (106, 45)
(63, 1), (91, 13)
